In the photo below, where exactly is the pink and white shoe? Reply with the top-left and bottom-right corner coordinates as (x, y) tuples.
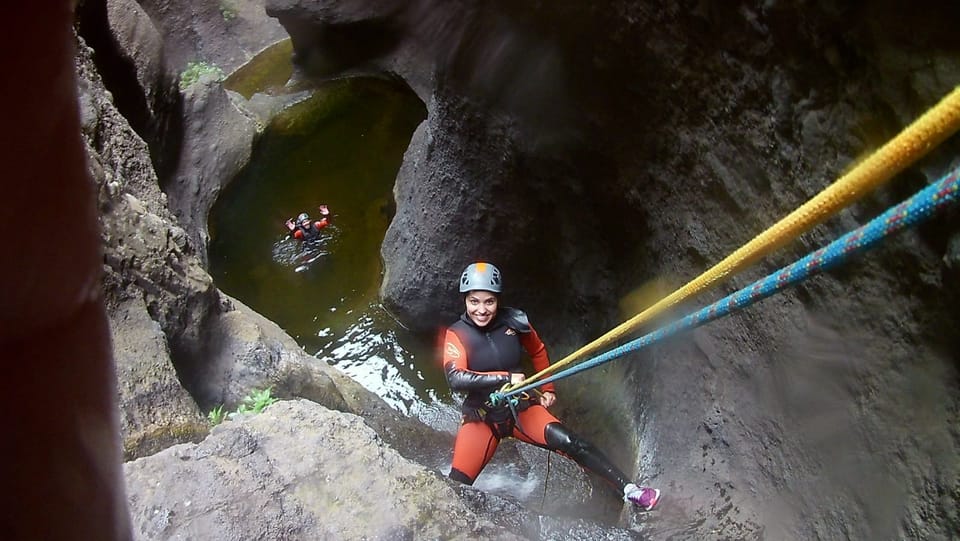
(623, 483), (661, 511)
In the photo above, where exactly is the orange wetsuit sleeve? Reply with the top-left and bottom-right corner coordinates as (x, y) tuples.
(316, 219), (328, 229)
(293, 229), (303, 239)
(519, 326), (556, 394)
(443, 328), (511, 392)
(443, 329), (468, 370)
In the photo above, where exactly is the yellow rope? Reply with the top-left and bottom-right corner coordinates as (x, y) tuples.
(515, 85), (960, 390)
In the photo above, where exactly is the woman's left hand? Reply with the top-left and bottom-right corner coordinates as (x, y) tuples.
(540, 391), (556, 408)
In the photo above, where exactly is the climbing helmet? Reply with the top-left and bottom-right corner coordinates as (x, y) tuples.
(459, 262), (503, 293)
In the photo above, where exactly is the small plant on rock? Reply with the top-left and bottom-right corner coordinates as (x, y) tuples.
(230, 387), (279, 418)
(207, 404), (227, 426)
(243, 387), (279, 414)
(179, 61), (224, 90)
(207, 388), (279, 425)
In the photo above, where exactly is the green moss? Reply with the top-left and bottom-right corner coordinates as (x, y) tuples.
(180, 61), (225, 90)
(124, 421), (210, 461)
(219, 0), (238, 21)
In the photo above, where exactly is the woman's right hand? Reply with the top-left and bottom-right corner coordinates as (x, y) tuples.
(510, 373), (525, 385)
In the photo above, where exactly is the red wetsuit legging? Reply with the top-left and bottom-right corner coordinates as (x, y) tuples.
(443, 308), (631, 490)
(451, 403), (562, 481)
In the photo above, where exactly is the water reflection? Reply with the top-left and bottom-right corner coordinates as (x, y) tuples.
(272, 226), (336, 273)
(316, 306), (458, 429)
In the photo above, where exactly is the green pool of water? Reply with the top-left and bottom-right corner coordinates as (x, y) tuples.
(209, 77), (453, 419)
(223, 39), (294, 99)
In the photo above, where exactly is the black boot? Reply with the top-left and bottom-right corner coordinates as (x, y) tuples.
(543, 422), (631, 491)
(448, 467), (475, 485)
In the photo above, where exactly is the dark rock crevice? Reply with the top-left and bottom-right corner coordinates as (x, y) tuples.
(283, 16), (404, 78)
(75, 0), (183, 183)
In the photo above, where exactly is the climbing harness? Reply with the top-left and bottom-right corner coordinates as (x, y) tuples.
(486, 383), (526, 409)
(494, 165), (960, 402)
(481, 386), (539, 436)
(510, 86), (960, 391)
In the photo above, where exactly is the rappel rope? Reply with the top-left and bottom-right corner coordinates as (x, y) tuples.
(507, 86), (960, 393)
(493, 165), (960, 402)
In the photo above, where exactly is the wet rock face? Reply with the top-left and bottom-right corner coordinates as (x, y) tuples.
(162, 74), (258, 260)
(78, 35), (210, 460)
(271, 0), (960, 538)
(77, 0), (288, 258)
(76, 0), (182, 179)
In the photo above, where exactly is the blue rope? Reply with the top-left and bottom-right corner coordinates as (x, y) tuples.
(494, 166), (960, 402)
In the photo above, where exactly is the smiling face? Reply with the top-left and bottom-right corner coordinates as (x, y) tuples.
(464, 290), (499, 327)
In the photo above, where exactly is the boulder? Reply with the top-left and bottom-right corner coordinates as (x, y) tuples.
(162, 74), (258, 259)
(124, 400), (523, 540)
(109, 294), (208, 460)
(135, 0), (289, 74)
(177, 292), (351, 413)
